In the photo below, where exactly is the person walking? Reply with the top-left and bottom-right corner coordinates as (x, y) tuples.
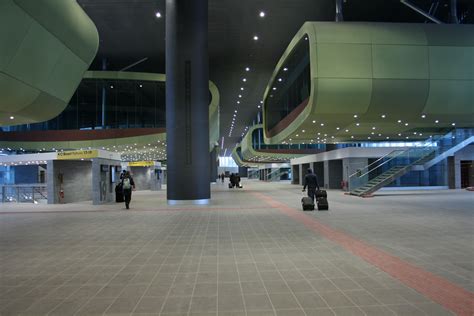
(121, 171), (135, 209)
(302, 168), (320, 203)
(221, 173), (225, 183)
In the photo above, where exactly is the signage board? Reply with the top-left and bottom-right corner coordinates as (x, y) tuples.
(57, 150), (98, 160)
(128, 161), (155, 167)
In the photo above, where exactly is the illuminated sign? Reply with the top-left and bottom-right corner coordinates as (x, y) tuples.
(128, 161), (155, 167)
(57, 150), (98, 160)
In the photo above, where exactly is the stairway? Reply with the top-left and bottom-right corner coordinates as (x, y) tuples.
(349, 129), (474, 197)
(350, 166), (407, 196)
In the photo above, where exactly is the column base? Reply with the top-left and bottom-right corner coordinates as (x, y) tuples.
(167, 199), (210, 205)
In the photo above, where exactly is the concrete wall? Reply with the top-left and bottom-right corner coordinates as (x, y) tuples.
(129, 167), (153, 191)
(47, 160), (92, 204)
(314, 162), (324, 188)
(328, 160), (343, 189)
(92, 158), (121, 205)
(291, 165), (300, 184)
(150, 168), (162, 191)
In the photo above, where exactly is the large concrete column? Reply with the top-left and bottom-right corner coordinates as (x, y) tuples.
(166, 0), (210, 204)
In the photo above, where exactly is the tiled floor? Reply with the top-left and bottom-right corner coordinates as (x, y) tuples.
(0, 180), (472, 315)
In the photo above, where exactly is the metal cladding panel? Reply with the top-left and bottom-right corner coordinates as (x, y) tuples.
(263, 22), (474, 144)
(317, 44), (372, 78)
(0, 0), (99, 126)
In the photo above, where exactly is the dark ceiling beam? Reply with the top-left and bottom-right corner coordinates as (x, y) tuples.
(120, 57), (149, 71)
(450, 0), (459, 24)
(335, 0), (344, 21)
(400, 0), (443, 24)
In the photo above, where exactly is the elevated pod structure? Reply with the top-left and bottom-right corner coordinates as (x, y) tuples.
(231, 144), (260, 168)
(0, 0), (99, 126)
(0, 71), (220, 161)
(263, 22), (474, 145)
(240, 124), (323, 163)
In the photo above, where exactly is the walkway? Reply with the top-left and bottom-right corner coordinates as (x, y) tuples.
(0, 180), (472, 315)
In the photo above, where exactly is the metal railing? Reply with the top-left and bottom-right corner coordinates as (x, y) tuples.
(0, 184), (47, 203)
(348, 128), (474, 192)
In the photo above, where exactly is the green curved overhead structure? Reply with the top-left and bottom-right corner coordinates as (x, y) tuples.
(0, 71), (220, 160)
(231, 145), (260, 168)
(0, 0), (99, 126)
(263, 22), (474, 145)
(241, 124), (310, 163)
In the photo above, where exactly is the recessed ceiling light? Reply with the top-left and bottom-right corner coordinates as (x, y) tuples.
(259, 11), (265, 18)
(110, 85), (114, 89)
(372, 127), (376, 130)
(238, 95), (242, 98)
(398, 120), (402, 123)
(155, 11), (162, 18)
(253, 35), (259, 41)
(242, 78), (247, 82)
(356, 123), (360, 126)
(241, 87), (244, 91)
(405, 123), (409, 126)
(237, 101), (240, 104)
(421, 114), (426, 118)
(336, 127), (340, 130)
(312, 120), (316, 123)
(345, 129), (349, 132)
(260, 101), (263, 104)
(9, 116), (14, 120)
(451, 122), (456, 126)
(139, 84), (143, 88)
(257, 105), (261, 108)
(278, 78), (282, 82)
(435, 120), (439, 123)
(320, 123), (324, 126)
(283, 67), (288, 71)
(302, 130), (305, 133)
(381, 114), (386, 118)
(353, 114), (358, 118)
(245, 67), (250, 72)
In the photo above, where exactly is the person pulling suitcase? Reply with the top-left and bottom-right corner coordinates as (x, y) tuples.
(302, 168), (328, 211)
(302, 168), (319, 202)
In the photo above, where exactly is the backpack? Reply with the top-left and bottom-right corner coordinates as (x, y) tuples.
(123, 178), (131, 189)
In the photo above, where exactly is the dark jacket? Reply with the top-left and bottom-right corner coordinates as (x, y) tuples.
(303, 173), (319, 190)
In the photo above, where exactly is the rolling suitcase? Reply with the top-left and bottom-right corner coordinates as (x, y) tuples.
(115, 184), (124, 202)
(315, 189), (327, 198)
(316, 197), (329, 210)
(301, 196), (315, 211)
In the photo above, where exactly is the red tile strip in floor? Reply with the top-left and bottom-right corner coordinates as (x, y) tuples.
(253, 192), (474, 316)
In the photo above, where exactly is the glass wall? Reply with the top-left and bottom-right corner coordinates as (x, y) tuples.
(10, 79), (166, 131)
(265, 36), (310, 132)
(219, 156), (238, 167)
(251, 128), (326, 151)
